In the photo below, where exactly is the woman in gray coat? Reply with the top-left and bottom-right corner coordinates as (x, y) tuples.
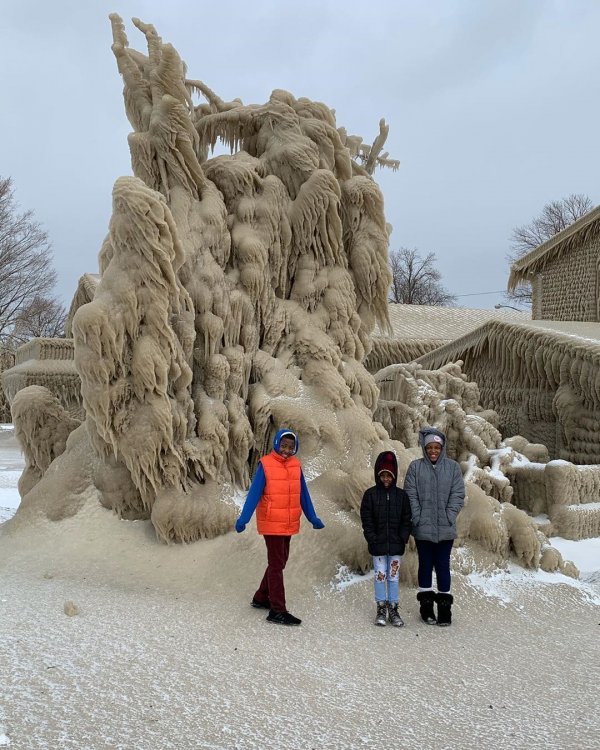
(404, 427), (465, 626)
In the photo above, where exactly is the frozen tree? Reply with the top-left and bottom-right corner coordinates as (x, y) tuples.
(346, 118), (400, 175)
(506, 193), (593, 305)
(388, 247), (456, 306)
(12, 296), (67, 342)
(0, 177), (66, 345)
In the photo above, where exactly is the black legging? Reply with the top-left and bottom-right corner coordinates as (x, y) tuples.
(415, 539), (454, 592)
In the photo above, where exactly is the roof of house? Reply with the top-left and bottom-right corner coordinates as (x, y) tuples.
(374, 303), (530, 342)
(508, 204), (600, 291)
(416, 318), (600, 373)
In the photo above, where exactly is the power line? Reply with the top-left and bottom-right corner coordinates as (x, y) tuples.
(454, 290), (506, 298)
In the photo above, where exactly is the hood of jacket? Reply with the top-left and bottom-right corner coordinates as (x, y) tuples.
(374, 451), (398, 488)
(418, 426), (448, 464)
(273, 428), (299, 455)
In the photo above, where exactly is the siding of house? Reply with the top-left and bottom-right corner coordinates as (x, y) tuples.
(533, 237), (600, 321)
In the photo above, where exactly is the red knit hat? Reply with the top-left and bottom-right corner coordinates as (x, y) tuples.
(377, 453), (396, 478)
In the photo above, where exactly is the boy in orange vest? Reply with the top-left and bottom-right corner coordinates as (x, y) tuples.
(235, 429), (325, 626)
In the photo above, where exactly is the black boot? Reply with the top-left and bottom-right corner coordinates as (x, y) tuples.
(417, 591), (437, 625)
(436, 593), (453, 627)
(374, 601), (387, 627)
(387, 602), (404, 628)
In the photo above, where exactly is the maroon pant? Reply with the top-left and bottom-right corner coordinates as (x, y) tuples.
(254, 535), (291, 613)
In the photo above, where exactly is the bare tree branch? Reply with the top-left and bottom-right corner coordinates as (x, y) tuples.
(388, 247), (456, 306)
(0, 176), (65, 345)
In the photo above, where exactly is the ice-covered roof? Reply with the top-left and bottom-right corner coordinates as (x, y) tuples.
(508, 204), (600, 290)
(525, 319), (600, 344)
(417, 318), (600, 372)
(374, 303), (530, 341)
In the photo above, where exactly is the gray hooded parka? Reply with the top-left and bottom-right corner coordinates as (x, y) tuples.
(404, 427), (465, 543)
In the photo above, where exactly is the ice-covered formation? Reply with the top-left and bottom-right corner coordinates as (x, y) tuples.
(11, 386), (80, 497)
(372, 361), (578, 575)
(2, 338), (82, 419)
(64, 273), (100, 337)
(0, 349), (15, 422)
(365, 337), (447, 373)
(419, 319), (600, 462)
(508, 459), (600, 540)
(1, 16), (584, 585)
(36, 14), (392, 549)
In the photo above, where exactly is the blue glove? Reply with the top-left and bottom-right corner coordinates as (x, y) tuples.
(235, 519), (246, 533)
(312, 518), (325, 530)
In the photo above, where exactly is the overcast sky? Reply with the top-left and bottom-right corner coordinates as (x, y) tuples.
(2, 0), (599, 310)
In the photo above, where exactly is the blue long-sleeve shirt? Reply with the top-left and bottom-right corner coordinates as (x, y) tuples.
(236, 462), (321, 528)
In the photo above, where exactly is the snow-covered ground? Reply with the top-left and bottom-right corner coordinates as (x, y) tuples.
(1, 428), (599, 749)
(0, 424), (23, 523)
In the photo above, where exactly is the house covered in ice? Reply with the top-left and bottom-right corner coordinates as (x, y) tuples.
(366, 303), (529, 372)
(508, 204), (600, 321)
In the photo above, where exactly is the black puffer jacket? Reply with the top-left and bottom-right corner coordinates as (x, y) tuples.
(360, 451), (412, 556)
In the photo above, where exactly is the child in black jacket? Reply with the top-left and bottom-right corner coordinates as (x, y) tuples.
(360, 451), (412, 627)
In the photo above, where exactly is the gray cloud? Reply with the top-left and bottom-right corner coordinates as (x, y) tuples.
(2, 0), (599, 309)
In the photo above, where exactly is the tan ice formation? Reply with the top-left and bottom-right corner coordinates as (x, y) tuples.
(2, 16), (584, 583)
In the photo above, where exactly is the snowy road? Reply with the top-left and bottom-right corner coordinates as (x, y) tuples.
(1, 428), (599, 749)
(0, 567), (598, 750)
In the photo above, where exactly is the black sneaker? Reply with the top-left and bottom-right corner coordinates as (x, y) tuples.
(266, 610), (302, 626)
(251, 597), (270, 610)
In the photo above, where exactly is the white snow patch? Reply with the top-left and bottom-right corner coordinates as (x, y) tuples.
(466, 563), (600, 606)
(550, 536), (600, 578)
(221, 484), (247, 510)
(0, 484), (21, 522)
(330, 564), (371, 591)
(463, 453), (478, 482)
(0, 432), (24, 522)
(0, 732), (10, 747)
(564, 501), (600, 511)
(486, 447), (513, 481)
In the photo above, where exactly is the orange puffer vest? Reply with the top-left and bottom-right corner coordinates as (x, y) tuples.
(256, 451), (302, 535)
